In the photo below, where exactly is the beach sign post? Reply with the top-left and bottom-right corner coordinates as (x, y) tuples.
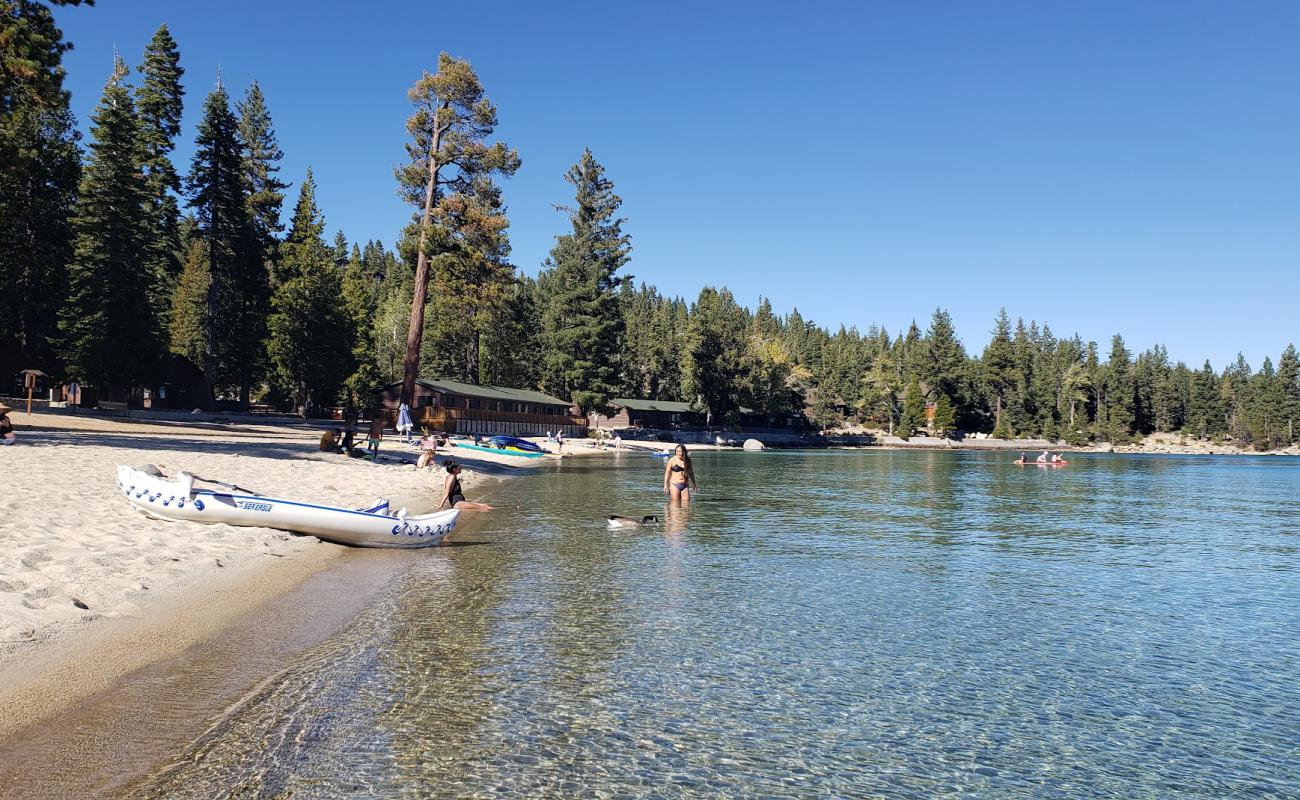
(21, 369), (45, 415)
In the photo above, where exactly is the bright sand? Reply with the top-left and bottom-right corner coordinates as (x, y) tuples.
(0, 411), (520, 734)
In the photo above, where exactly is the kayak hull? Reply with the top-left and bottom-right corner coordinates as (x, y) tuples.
(116, 465), (459, 548)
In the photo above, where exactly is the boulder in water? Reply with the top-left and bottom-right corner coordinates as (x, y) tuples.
(742, 438), (766, 451)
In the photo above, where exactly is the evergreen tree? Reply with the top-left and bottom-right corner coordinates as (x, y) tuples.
(981, 309), (1016, 437)
(1277, 344), (1300, 444)
(396, 53), (520, 405)
(683, 287), (747, 424)
(187, 81), (264, 407)
(169, 238), (210, 367)
(1102, 334), (1135, 442)
(898, 379), (926, 438)
(931, 391), (956, 436)
(236, 80), (287, 281)
(134, 24), (185, 335)
(58, 56), (163, 389)
(266, 170), (351, 415)
(538, 149), (631, 413)
(341, 241), (382, 406)
(0, 0), (84, 377)
(922, 308), (966, 402)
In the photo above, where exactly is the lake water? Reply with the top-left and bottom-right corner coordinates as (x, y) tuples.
(126, 450), (1299, 798)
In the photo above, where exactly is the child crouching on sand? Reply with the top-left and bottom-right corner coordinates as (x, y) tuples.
(0, 404), (15, 445)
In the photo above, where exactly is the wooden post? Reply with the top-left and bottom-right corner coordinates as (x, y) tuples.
(26, 384), (33, 415)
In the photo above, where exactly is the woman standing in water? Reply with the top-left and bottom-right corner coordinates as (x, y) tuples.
(662, 444), (699, 503)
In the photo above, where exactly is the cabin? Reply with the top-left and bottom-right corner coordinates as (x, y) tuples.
(589, 398), (707, 430)
(373, 379), (586, 437)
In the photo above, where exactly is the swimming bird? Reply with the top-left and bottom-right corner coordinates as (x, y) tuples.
(607, 515), (660, 529)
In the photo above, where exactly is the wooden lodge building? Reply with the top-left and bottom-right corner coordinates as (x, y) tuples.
(373, 379), (587, 437)
(588, 398), (706, 430)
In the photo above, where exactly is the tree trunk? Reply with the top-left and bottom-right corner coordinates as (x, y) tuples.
(400, 106), (443, 407)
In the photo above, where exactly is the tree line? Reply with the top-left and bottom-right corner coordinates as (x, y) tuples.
(3, 3), (1297, 449)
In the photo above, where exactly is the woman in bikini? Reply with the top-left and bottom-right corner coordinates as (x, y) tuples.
(662, 444), (698, 503)
(437, 461), (493, 511)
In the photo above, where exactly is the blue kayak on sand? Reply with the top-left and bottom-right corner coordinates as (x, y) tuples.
(487, 435), (544, 453)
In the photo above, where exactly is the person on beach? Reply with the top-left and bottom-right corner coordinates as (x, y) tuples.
(663, 443), (698, 503)
(416, 433), (439, 469)
(0, 404), (16, 446)
(437, 460), (492, 511)
(340, 415), (357, 455)
(319, 428), (340, 452)
(396, 402), (414, 444)
(366, 417), (384, 458)
(613, 434), (623, 451)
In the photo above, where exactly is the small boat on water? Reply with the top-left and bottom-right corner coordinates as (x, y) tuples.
(116, 465), (459, 548)
(487, 435), (544, 454)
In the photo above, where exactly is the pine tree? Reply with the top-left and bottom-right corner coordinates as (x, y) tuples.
(683, 287), (747, 424)
(1277, 344), (1300, 445)
(396, 53), (520, 405)
(0, 0), (83, 377)
(266, 170), (351, 415)
(419, 180), (518, 384)
(187, 81), (264, 408)
(539, 149), (631, 413)
(169, 238), (210, 367)
(1102, 334), (1135, 443)
(898, 380), (926, 439)
(922, 308), (966, 402)
(237, 80), (287, 282)
(981, 309), (1016, 437)
(931, 391), (956, 437)
(135, 23), (185, 312)
(58, 56), (163, 389)
(341, 242), (382, 406)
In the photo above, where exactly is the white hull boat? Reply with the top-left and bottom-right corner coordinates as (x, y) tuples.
(116, 465), (459, 548)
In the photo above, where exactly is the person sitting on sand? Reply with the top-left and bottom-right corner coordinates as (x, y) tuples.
(437, 460), (492, 511)
(340, 416), (358, 455)
(0, 404), (16, 446)
(416, 433), (438, 469)
(663, 443), (699, 503)
(319, 428), (340, 452)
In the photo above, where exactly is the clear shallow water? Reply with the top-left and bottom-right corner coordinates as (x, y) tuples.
(129, 451), (1300, 798)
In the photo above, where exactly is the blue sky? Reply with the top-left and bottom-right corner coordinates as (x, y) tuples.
(53, 1), (1299, 369)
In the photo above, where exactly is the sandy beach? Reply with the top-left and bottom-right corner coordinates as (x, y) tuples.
(0, 411), (534, 732)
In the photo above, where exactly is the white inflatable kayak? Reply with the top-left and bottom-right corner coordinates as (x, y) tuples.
(116, 465), (459, 548)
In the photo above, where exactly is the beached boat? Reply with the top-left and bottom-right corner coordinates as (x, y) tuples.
(487, 435), (544, 454)
(116, 465), (459, 548)
(452, 441), (547, 459)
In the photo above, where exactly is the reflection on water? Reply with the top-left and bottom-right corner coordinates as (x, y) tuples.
(128, 451), (1300, 798)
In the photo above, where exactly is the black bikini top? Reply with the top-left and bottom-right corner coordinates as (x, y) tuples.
(671, 464), (685, 473)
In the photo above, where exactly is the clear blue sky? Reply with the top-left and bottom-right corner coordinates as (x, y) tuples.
(53, 1), (1299, 369)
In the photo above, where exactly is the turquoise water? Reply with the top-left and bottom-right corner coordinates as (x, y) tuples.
(130, 451), (1299, 798)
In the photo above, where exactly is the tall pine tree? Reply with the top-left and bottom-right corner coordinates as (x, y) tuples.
(266, 170), (351, 416)
(0, 0), (84, 378)
(134, 23), (185, 336)
(237, 80), (288, 284)
(187, 80), (265, 408)
(539, 149), (631, 413)
(396, 53), (519, 404)
(59, 55), (163, 389)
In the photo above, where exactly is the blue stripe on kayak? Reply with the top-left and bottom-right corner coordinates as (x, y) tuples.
(194, 491), (453, 521)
